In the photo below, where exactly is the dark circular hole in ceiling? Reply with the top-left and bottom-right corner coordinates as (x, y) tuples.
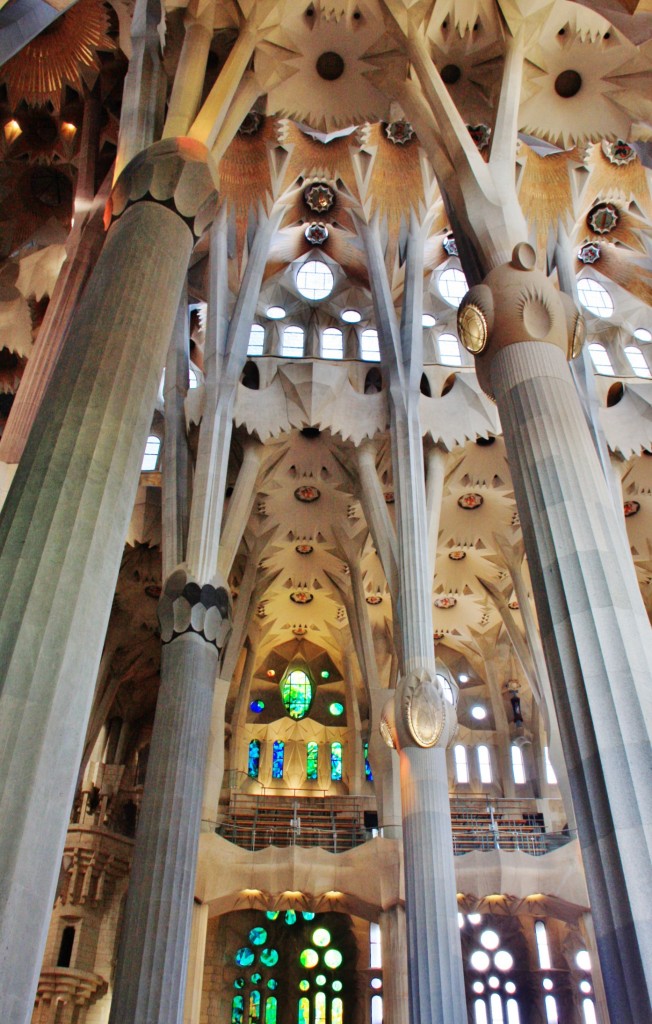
(316, 52), (345, 81)
(441, 64), (462, 85)
(555, 70), (582, 98)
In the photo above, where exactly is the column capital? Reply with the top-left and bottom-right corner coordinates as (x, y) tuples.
(381, 667), (457, 751)
(456, 242), (585, 399)
(106, 137), (220, 239)
(158, 566), (232, 650)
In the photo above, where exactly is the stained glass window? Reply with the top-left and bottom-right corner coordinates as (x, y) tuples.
(315, 991), (327, 1024)
(332, 997), (343, 1024)
(249, 928), (267, 946)
(261, 948), (279, 967)
(300, 949), (319, 968)
(236, 948), (255, 967)
(248, 740), (261, 779)
(313, 928), (331, 948)
(324, 949), (343, 969)
(285, 910), (297, 925)
(307, 742), (319, 781)
(249, 992), (261, 1024)
(364, 742), (373, 782)
(330, 742), (342, 782)
(299, 997), (310, 1024)
(281, 669), (313, 719)
(302, 912), (315, 921)
(232, 995), (245, 1024)
(272, 741), (285, 780)
(265, 997), (277, 1024)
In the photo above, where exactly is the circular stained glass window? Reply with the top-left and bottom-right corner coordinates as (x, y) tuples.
(251, 973), (262, 984)
(250, 700), (265, 713)
(285, 910), (297, 925)
(505, 982), (516, 995)
(316, 974), (326, 986)
(302, 912), (316, 921)
(332, 981), (343, 993)
(261, 949), (279, 967)
(470, 950), (490, 971)
(324, 949), (343, 969)
(576, 950), (591, 971)
(299, 980), (310, 992)
(341, 309), (361, 323)
(488, 976), (500, 990)
(266, 911), (279, 920)
(296, 261), (334, 301)
(329, 702), (344, 716)
(473, 981), (484, 994)
(236, 947), (255, 967)
(480, 930), (499, 951)
(370, 978), (382, 990)
(268, 979), (278, 990)
(494, 950), (513, 971)
(300, 949), (319, 969)
(249, 928), (267, 946)
(313, 928), (331, 948)
(234, 978), (245, 989)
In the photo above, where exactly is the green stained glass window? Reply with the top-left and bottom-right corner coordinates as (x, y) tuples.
(266, 911), (279, 921)
(236, 947), (255, 967)
(329, 702), (344, 716)
(234, 978), (245, 990)
(248, 740), (261, 779)
(332, 981), (343, 993)
(312, 928), (330, 948)
(272, 741), (284, 780)
(265, 997), (277, 1024)
(302, 912), (315, 921)
(316, 974), (326, 986)
(285, 911), (297, 926)
(315, 991), (327, 1024)
(232, 995), (245, 1024)
(299, 980), (310, 992)
(332, 997), (343, 1024)
(324, 949), (343, 969)
(307, 742), (318, 781)
(249, 991), (261, 1024)
(299, 997), (310, 1024)
(281, 669), (313, 720)
(268, 980), (278, 991)
(300, 949), (319, 969)
(249, 927), (267, 946)
(251, 973), (262, 985)
(364, 741), (373, 782)
(261, 948), (279, 967)
(330, 742), (342, 782)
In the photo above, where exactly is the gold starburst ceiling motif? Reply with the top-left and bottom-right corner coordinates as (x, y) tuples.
(0, 0), (114, 110)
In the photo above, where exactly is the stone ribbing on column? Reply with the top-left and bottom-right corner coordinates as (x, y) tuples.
(491, 340), (652, 1024)
(400, 747), (467, 1024)
(379, 906), (409, 1024)
(109, 569), (230, 1023)
(0, 139), (218, 1024)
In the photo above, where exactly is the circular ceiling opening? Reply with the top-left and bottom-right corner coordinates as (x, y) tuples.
(441, 64), (462, 85)
(317, 52), (345, 81)
(555, 69), (582, 98)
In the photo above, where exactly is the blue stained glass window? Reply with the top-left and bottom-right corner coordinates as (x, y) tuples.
(232, 995), (245, 1024)
(364, 741), (373, 782)
(307, 742), (318, 781)
(236, 947), (255, 967)
(281, 669), (313, 720)
(302, 912), (315, 921)
(272, 741), (285, 780)
(261, 948), (279, 967)
(249, 991), (261, 1024)
(248, 740), (261, 779)
(250, 700), (265, 713)
(331, 742), (342, 782)
(285, 910), (297, 925)
(249, 927), (267, 946)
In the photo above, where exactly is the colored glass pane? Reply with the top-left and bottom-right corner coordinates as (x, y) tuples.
(251, 973), (262, 985)
(330, 742), (342, 782)
(236, 948), (255, 967)
(250, 700), (265, 713)
(261, 949), (279, 967)
(307, 742), (318, 781)
(249, 928), (267, 946)
(285, 911), (297, 925)
(249, 991), (261, 1024)
(234, 978), (245, 990)
(332, 997), (343, 1024)
(268, 980), (278, 991)
(300, 949), (319, 968)
(265, 997), (277, 1024)
(332, 981), (342, 992)
(315, 991), (327, 1024)
(329, 702), (344, 716)
(312, 928), (331, 948)
(281, 669), (313, 719)
(302, 912), (315, 921)
(299, 980), (310, 992)
(364, 742), (373, 782)
(299, 997), (310, 1024)
(248, 740), (261, 779)
(272, 741), (284, 780)
(324, 949), (343, 969)
(316, 974), (326, 986)
(232, 995), (245, 1024)
(266, 911), (279, 921)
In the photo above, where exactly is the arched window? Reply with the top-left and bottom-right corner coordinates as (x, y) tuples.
(490, 993), (504, 1023)
(282, 326), (305, 358)
(582, 1000), (597, 1024)
(474, 1001), (488, 1024)
(249, 991), (261, 1024)
(232, 995), (245, 1024)
(306, 742), (318, 781)
(544, 995), (559, 1024)
(248, 740), (261, 779)
(321, 328), (343, 359)
(57, 925), (75, 968)
(506, 1001), (520, 1024)
(454, 745), (469, 784)
(272, 741), (285, 780)
(369, 922), (382, 968)
(248, 324), (265, 356)
(361, 329), (380, 362)
(535, 922), (551, 969)
(511, 745), (526, 784)
(331, 997), (343, 1024)
(438, 267), (468, 307)
(330, 742), (342, 782)
(477, 745), (492, 784)
(624, 346), (651, 378)
(438, 333), (462, 366)
(371, 995), (383, 1024)
(265, 997), (277, 1024)
(588, 343), (614, 375)
(281, 669), (314, 720)
(141, 434), (161, 471)
(437, 673), (454, 705)
(577, 278), (613, 317)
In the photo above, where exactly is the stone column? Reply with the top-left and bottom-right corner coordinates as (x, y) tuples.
(458, 242), (652, 1024)
(378, 906), (409, 1024)
(0, 138), (218, 1024)
(109, 569), (231, 1024)
(183, 902), (209, 1024)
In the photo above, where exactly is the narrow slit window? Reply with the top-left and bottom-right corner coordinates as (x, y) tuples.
(490, 993), (504, 1024)
(361, 329), (380, 362)
(454, 744), (469, 784)
(322, 328), (343, 359)
(142, 434), (161, 471)
(477, 745), (492, 784)
(544, 747), (558, 786)
(249, 992), (261, 1024)
(331, 741), (342, 782)
(188, 366), (199, 389)
(371, 996), (383, 1024)
(306, 741), (318, 781)
(370, 922), (382, 968)
(248, 740), (261, 779)
(535, 922), (551, 970)
(282, 326), (305, 358)
(511, 745), (526, 785)
(364, 741), (373, 782)
(248, 324), (265, 356)
(272, 741), (285, 780)
(331, 997), (343, 1024)
(544, 996), (558, 1024)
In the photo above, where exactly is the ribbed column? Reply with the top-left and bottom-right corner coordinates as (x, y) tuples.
(491, 340), (652, 1023)
(109, 569), (231, 1024)
(0, 139), (218, 1024)
(378, 906), (409, 1024)
(400, 747), (466, 1022)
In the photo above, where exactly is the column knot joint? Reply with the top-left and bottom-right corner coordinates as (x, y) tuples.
(381, 666), (457, 751)
(158, 565), (232, 650)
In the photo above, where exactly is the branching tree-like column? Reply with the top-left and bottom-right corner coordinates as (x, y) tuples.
(0, 137), (219, 1024)
(457, 243), (652, 1023)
